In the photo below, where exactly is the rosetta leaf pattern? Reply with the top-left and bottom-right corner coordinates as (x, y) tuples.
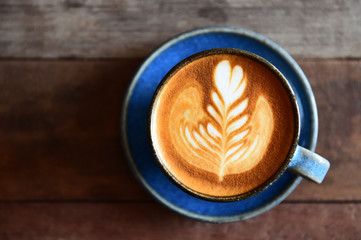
(180, 60), (251, 181)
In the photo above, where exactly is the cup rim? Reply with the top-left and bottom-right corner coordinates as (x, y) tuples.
(148, 48), (300, 202)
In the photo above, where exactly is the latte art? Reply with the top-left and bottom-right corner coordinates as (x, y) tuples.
(174, 60), (274, 181)
(150, 51), (296, 198)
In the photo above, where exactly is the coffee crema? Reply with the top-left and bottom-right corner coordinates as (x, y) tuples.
(150, 51), (297, 198)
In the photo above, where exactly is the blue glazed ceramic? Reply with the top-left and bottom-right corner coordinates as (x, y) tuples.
(121, 27), (319, 222)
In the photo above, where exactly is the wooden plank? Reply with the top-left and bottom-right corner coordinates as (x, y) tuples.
(0, 59), (360, 201)
(0, 203), (360, 239)
(0, 0), (360, 58)
(0, 59), (150, 201)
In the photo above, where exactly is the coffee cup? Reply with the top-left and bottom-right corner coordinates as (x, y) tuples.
(148, 48), (330, 202)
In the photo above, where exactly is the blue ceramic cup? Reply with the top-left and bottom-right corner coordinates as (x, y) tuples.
(148, 48), (330, 202)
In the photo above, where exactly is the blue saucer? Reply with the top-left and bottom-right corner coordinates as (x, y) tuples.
(121, 27), (318, 222)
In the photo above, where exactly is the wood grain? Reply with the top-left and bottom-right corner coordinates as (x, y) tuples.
(0, 203), (360, 239)
(0, 59), (360, 202)
(0, 0), (360, 58)
(0, 59), (150, 201)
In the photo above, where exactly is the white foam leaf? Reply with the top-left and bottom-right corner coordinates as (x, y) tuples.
(227, 99), (248, 122)
(178, 61), (274, 181)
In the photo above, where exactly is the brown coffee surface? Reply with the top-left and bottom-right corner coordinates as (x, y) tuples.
(150, 53), (296, 197)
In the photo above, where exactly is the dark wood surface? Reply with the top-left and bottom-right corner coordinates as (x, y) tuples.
(0, 0), (360, 58)
(1, 1), (360, 239)
(1, 203), (360, 239)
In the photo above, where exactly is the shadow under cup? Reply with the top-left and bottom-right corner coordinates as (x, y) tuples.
(148, 48), (330, 202)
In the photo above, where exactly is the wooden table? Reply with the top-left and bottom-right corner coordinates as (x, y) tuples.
(1, 1), (360, 239)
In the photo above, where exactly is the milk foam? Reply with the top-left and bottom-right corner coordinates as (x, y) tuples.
(150, 53), (296, 197)
(175, 60), (274, 181)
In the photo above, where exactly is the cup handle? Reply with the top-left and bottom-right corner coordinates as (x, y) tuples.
(288, 145), (330, 184)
